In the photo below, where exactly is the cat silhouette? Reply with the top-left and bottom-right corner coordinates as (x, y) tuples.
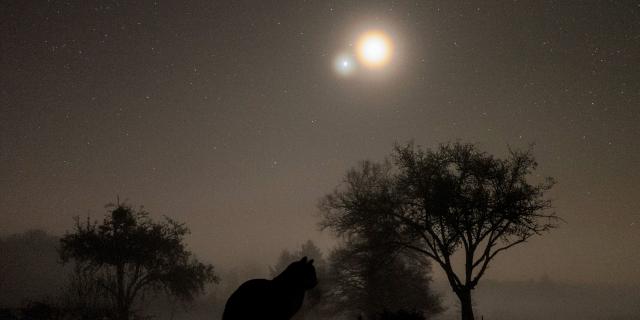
(222, 256), (318, 320)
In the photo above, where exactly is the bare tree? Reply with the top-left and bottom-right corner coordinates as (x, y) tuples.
(320, 142), (559, 320)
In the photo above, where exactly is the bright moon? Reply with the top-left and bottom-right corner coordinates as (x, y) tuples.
(357, 31), (392, 68)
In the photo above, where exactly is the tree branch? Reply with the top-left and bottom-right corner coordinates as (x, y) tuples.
(471, 236), (527, 286)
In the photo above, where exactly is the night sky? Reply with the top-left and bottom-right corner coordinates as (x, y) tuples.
(2, 1), (639, 285)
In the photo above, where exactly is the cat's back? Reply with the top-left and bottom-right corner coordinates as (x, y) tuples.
(222, 257), (316, 320)
(223, 279), (273, 319)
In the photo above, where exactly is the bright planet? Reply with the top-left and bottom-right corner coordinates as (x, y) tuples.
(334, 53), (356, 76)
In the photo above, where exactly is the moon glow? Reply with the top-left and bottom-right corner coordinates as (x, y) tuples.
(356, 31), (392, 68)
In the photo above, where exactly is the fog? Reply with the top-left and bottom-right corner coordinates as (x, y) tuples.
(2, 229), (639, 320)
(2, 1), (640, 319)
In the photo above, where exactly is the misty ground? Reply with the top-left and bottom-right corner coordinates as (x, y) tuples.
(171, 277), (640, 320)
(431, 279), (640, 320)
(128, 277), (640, 320)
(2, 230), (639, 320)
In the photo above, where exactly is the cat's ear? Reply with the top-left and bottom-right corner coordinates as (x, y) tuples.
(308, 259), (314, 265)
(300, 256), (308, 263)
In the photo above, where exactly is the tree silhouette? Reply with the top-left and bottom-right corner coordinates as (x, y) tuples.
(58, 263), (113, 319)
(320, 142), (559, 320)
(59, 202), (218, 320)
(325, 233), (442, 319)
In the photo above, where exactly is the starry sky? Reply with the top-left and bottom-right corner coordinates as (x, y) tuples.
(1, 1), (639, 285)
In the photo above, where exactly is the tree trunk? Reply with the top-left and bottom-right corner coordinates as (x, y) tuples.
(116, 264), (129, 320)
(457, 288), (474, 320)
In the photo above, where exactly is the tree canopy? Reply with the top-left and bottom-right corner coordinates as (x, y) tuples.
(59, 202), (218, 320)
(320, 142), (559, 320)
